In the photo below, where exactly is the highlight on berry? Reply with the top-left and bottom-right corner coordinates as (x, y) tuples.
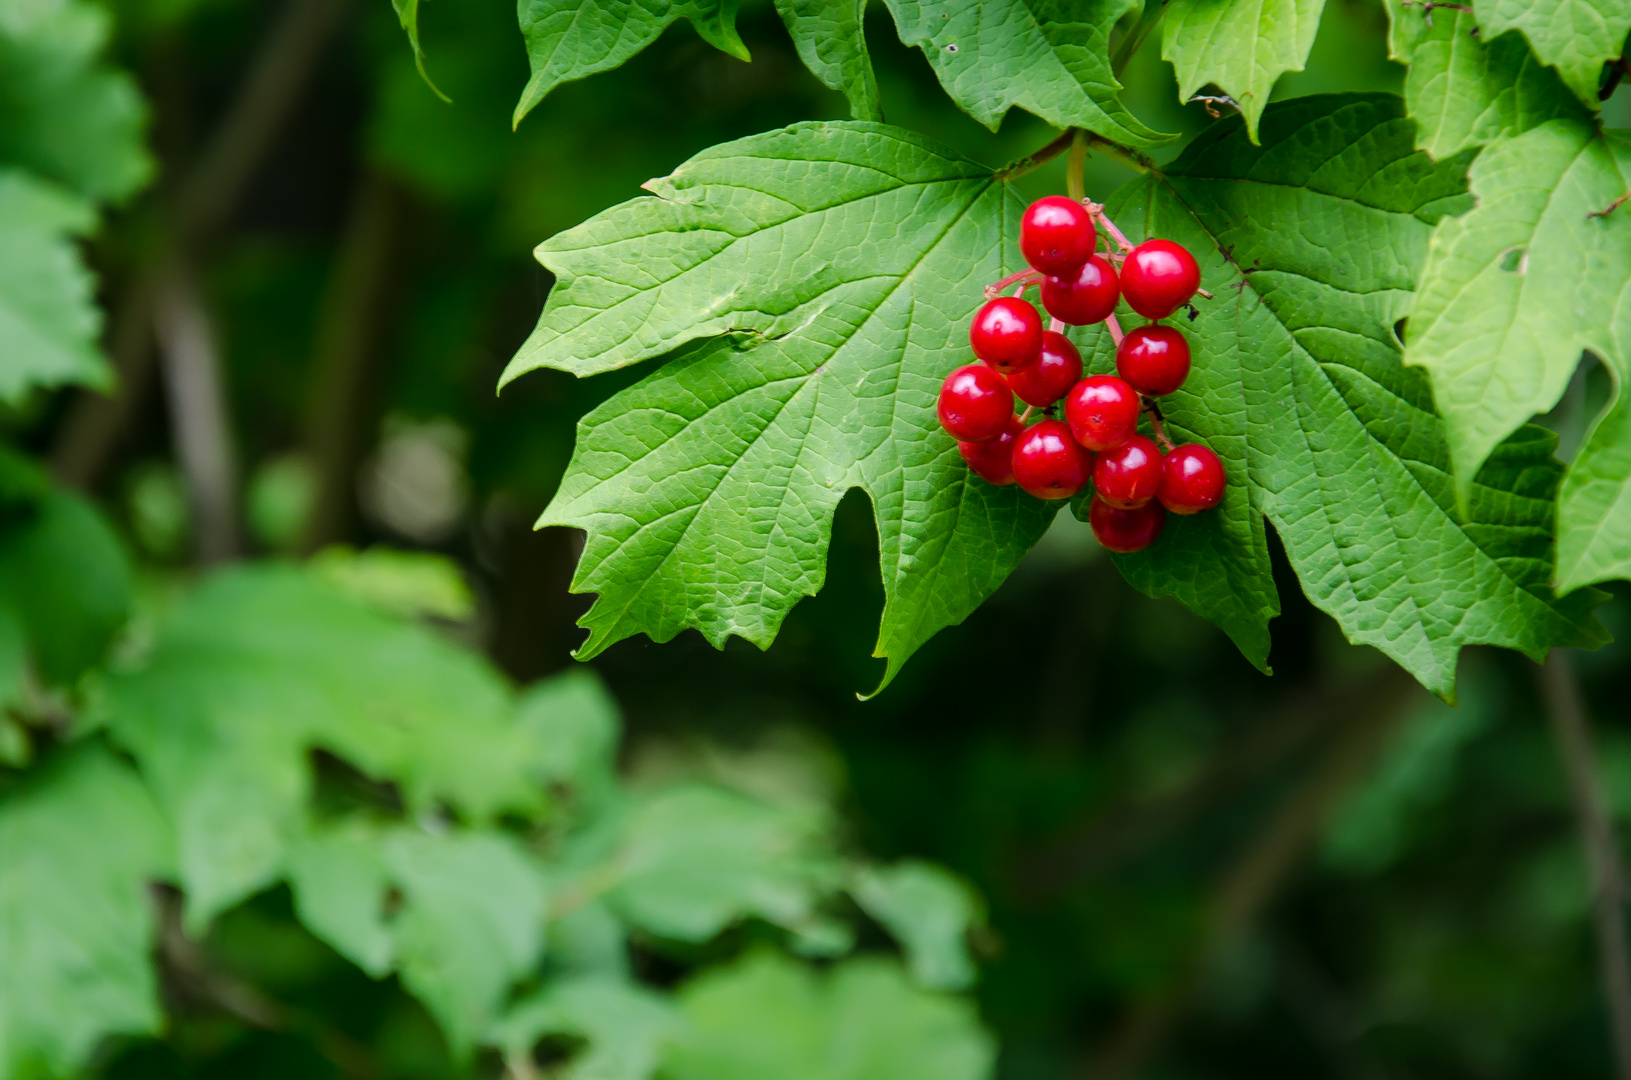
(938, 196), (1218, 554)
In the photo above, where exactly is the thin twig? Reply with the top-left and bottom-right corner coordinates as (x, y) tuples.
(1538, 651), (1631, 1080)
(1400, 0), (1473, 27)
(1067, 129), (1088, 202)
(1086, 203), (1136, 253)
(1187, 94), (1239, 119)
(995, 128), (1077, 182)
(1142, 397), (1175, 452)
(1589, 193), (1630, 220)
(987, 269), (1043, 299)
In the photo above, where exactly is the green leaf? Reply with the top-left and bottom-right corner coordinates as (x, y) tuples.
(0, 169), (111, 402)
(1404, 120), (1631, 591)
(664, 951), (994, 1080)
(96, 565), (550, 927)
(310, 544), (475, 621)
(288, 822), (549, 1056)
(1099, 93), (1605, 697)
(390, 0), (452, 103)
(0, 487), (131, 687)
(515, 667), (623, 797)
(0, 0), (152, 202)
(880, 0), (1171, 147)
(1161, 0), (1328, 144)
(606, 784), (840, 942)
(849, 861), (981, 991)
(1382, 3), (1588, 159)
(773, 0), (879, 121)
(502, 122), (1057, 692)
(1471, 0), (1631, 104)
(0, 746), (173, 1078)
(512, 0), (750, 128)
(492, 976), (685, 1080)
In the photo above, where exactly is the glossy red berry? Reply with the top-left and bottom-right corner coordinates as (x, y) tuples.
(1012, 420), (1090, 500)
(970, 297), (1043, 374)
(1089, 496), (1166, 553)
(1009, 331), (1082, 408)
(1040, 255), (1119, 326)
(1092, 434), (1162, 509)
(1120, 239), (1201, 320)
(1020, 196), (1096, 276)
(1063, 375), (1140, 452)
(938, 364), (1014, 443)
(1116, 324), (1191, 396)
(1159, 443), (1225, 514)
(959, 415), (1024, 486)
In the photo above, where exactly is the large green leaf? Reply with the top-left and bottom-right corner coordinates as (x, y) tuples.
(1471, 0), (1631, 104)
(501, 122), (1057, 692)
(1085, 94), (1605, 697)
(512, 0), (750, 128)
(1405, 120), (1631, 592)
(881, 0), (1170, 148)
(0, 170), (109, 402)
(664, 951), (994, 1080)
(95, 565), (552, 927)
(773, 0), (879, 121)
(0, 746), (173, 1079)
(1161, 0), (1328, 144)
(0, 0), (151, 202)
(288, 822), (549, 1056)
(1382, 3), (1587, 159)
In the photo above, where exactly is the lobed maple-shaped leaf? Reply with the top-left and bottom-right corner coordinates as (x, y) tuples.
(1084, 93), (1606, 697)
(1405, 119), (1631, 592)
(1382, 2), (1587, 160)
(512, 0), (750, 128)
(774, 0), (880, 121)
(1471, 0), (1631, 105)
(1161, 0), (1328, 144)
(0, 746), (173, 1079)
(881, 0), (1172, 148)
(502, 122), (1058, 692)
(95, 565), (555, 928)
(0, 170), (110, 402)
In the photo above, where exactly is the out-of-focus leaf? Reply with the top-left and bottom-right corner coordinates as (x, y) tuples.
(1161, 0), (1328, 143)
(288, 821), (549, 1057)
(0, 0), (152, 201)
(97, 565), (545, 927)
(0, 169), (108, 402)
(773, 0), (879, 120)
(1471, 0), (1631, 105)
(1404, 120), (1631, 592)
(311, 545), (475, 621)
(1382, 3), (1587, 159)
(492, 975), (684, 1080)
(664, 951), (995, 1080)
(390, 0), (451, 103)
(0, 746), (173, 1078)
(512, 0), (750, 128)
(607, 785), (839, 943)
(849, 861), (981, 990)
(515, 667), (622, 796)
(882, 0), (1171, 147)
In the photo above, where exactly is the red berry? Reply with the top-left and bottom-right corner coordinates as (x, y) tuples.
(1159, 443), (1225, 514)
(1012, 420), (1090, 500)
(1120, 239), (1200, 320)
(1020, 196), (1096, 276)
(938, 364), (1014, 443)
(1063, 375), (1140, 452)
(1092, 434), (1162, 509)
(1116, 324), (1191, 396)
(970, 297), (1043, 374)
(1040, 255), (1119, 326)
(1009, 331), (1082, 408)
(1089, 496), (1166, 553)
(959, 415), (1024, 486)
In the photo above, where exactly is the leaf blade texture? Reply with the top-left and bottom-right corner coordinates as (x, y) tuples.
(1161, 0), (1329, 144)
(1471, 0), (1631, 104)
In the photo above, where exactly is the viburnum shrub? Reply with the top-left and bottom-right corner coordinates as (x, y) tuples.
(941, 195), (1219, 550)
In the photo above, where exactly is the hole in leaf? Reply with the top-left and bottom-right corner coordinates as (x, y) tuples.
(1498, 247), (1527, 273)
(944, 42), (959, 52)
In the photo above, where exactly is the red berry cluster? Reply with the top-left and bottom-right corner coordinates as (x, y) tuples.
(937, 195), (1225, 553)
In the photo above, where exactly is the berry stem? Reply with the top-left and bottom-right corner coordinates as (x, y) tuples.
(1105, 313), (1125, 347)
(1142, 396), (1176, 452)
(1018, 405), (1035, 424)
(1066, 129), (1088, 202)
(1195, 286), (1214, 300)
(985, 269), (1042, 299)
(1086, 202), (1136, 254)
(1048, 317), (1065, 333)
